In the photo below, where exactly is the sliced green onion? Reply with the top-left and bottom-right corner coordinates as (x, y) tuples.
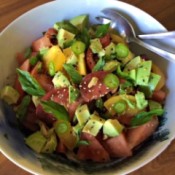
(115, 43), (129, 58)
(103, 73), (119, 89)
(71, 41), (86, 55)
(48, 61), (55, 76)
(113, 100), (127, 114)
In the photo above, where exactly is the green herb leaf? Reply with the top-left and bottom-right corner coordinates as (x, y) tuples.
(41, 100), (69, 121)
(24, 47), (32, 58)
(131, 109), (164, 127)
(17, 69), (45, 96)
(95, 23), (110, 38)
(16, 95), (31, 121)
(63, 64), (82, 84)
(92, 57), (105, 72)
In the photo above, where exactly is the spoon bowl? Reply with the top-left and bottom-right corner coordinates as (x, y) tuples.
(100, 9), (175, 62)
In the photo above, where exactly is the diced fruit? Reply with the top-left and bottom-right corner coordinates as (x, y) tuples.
(77, 53), (87, 75)
(126, 117), (159, 149)
(100, 33), (111, 48)
(152, 90), (166, 103)
(79, 71), (111, 102)
(25, 131), (47, 153)
(103, 60), (120, 72)
(0, 86), (20, 104)
(83, 114), (105, 136)
(77, 132), (110, 162)
(75, 104), (91, 126)
(102, 133), (132, 157)
(70, 14), (89, 31)
(148, 73), (161, 91)
(57, 28), (75, 48)
(148, 100), (162, 110)
(85, 48), (96, 71)
(90, 38), (105, 57)
(152, 63), (166, 91)
(63, 47), (78, 65)
(136, 60), (152, 86)
(43, 46), (66, 72)
(52, 71), (70, 88)
(32, 36), (52, 52)
(103, 119), (124, 137)
(124, 56), (141, 72)
(135, 91), (148, 110)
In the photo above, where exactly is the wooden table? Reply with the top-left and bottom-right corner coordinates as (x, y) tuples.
(0, 0), (175, 175)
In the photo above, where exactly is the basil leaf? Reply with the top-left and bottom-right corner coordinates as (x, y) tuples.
(92, 57), (105, 72)
(76, 28), (90, 48)
(131, 109), (164, 127)
(16, 95), (31, 121)
(63, 64), (82, 84)
(16, 69), (45, 96)
(95, 23), (110, 38)
(41, 100), (69, 121)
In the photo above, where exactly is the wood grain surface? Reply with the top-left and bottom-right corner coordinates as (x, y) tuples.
(0, 0), (175, 175)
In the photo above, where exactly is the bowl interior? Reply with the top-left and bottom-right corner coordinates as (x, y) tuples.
(0, 0), (175, 175)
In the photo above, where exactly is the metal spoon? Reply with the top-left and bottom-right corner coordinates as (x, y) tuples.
(98, 9), (175, 62)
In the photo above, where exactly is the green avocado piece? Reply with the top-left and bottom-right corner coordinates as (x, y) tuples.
(124, 56), (141, 72)
(70, 14), (89, 31)
(75, 104), (91, 126)
(148, 100), (162, 110)
(52, 71), (70, 88)
(41, 133), (57, 153)
(104, 42), (116, 59)
(136, 60), (152, 86)
(103, 60), (120, 72)
(135, 91), (148, 110)
(90, 38), (105, 57)
(83, 114), (105, 136)
(25, 131), (47, 153)
(63, 47), (78, 65)
(69, 86), (80, 103)
(103, 119), (124, 137)
(0, 85), (20, 105)
(148, 72), (161, 91)
(57, 28), (75, 48)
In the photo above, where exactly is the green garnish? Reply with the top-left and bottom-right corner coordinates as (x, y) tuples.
(71, 40), (86, 55)
(113, 100), (127, 114)
(92, 57), (105, 72)
(63, 63), (82, 84)
(95, 23), (110, 38)
(103, 73), (119, 89)
(131, 109), (164, 127)
(41, 100), (69, 121)
(16, 69), (45, 96)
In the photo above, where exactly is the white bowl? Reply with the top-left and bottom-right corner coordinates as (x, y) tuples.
(0, 0), (175, 175)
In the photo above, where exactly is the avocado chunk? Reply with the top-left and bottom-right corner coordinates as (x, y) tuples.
(103, 60), (120, 72)
(25, 131), (47, 153)
(41, 133), (57, 153)
(57, 28), (75, 48)
(148, 72), (161, 91)
(63, 47), (78, 65)
(83, 114), (105, 136)
(136, 60), (152, 86)
(70, 14), (89, 31)
(104, 42), (116, 59)
(124, 56), (141, 72)
(103, 119), (124, 137)
(69, 86), (80, 103)
(135, 91), (148, 110)
(0, 85), (20, 105)
(75, 104), (91, 126)
(52, 71), (70, 88)
(90, 38), (105, 57)
(148, 100), (162, 110)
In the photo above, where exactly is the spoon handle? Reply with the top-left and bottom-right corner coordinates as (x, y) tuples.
(138, 31), (175, 39)
(131, 37), (175, 63)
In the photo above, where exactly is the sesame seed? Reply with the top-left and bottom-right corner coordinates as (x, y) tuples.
(79, 85), (82, 88)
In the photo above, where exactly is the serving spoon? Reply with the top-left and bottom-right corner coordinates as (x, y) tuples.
(97, 9), (175, 62)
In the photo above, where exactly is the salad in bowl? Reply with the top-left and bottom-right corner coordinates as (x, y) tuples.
(0, 14), (166, 164)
